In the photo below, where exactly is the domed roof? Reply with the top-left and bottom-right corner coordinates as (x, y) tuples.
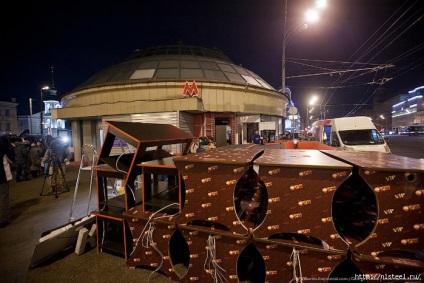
(74, 44), (275, 91)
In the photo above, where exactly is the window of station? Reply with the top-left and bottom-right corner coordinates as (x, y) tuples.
(234, 65), (250, 75)
(200, 61), (220, 70)
(204, 70), (227, 81)
(256, 78), (274, 90)
(242, 75), (261, 87)
(181, 69), (205, 79)
(158, 60), (179, 68)
(225, 72), (245, 84)
(139, 61), (159, 69)
(181, 60), (200, 68)
(155, 69), (179, 78)
(130, 69), (155, 80)
(218, 63), (236, 73)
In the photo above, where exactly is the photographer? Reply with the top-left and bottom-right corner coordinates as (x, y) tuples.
(41, 136), (71, 194)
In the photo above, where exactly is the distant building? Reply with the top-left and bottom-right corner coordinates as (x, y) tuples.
(0, 98), (19, 135)
(391, 85), (424, 133)
(347, 85), (424, 134)
(18, 89), (69, 139)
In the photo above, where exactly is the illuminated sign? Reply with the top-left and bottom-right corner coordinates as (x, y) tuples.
(182, 81), (200, 97)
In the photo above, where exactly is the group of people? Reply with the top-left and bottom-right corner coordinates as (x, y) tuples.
(0, 135), (71, 229)
(12, 140), (45, 182)
(190, 136), (217, 153)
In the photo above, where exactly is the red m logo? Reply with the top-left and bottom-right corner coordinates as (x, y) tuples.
(182, 81), (200, 97)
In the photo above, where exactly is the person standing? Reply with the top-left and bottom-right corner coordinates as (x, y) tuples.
(41, 136), (72, 193)
(0, 136), (15, 228)
(29, 143), (42, 178)
(36, 141), (45, 174)
(252, 130), (261, 144)
(13, 140), (29, 182)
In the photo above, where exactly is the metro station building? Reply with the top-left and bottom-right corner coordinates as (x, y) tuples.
(52, 45), (289, 160)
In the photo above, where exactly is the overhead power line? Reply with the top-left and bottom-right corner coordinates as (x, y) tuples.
(285, 64), (394, 79)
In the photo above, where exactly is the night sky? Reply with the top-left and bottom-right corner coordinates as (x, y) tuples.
(1, 0), (423, 118)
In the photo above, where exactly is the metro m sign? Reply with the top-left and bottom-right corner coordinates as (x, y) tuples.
(182, 81), (200, 97)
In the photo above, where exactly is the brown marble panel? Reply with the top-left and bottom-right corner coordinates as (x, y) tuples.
(253, 149), (352, 251)
(173, 145), (264, 236)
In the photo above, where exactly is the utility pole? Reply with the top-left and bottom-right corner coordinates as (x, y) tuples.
(29, 98), (33, 134)
(40, 86), (49, 135)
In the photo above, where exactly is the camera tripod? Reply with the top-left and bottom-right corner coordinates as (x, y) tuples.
(39, 155), (70, 198)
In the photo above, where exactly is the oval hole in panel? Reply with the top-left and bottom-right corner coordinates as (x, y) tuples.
(236, 242), (266, 283)
(168, 228), (190, 279)
(332, 172), (378, 246)
(233, 166), (269, 231)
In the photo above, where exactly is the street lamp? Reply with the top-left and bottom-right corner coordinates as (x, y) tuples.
(307, 95), (318, 129)
(380, 114), (387, 135)
(40, 86), (49, 135)
(282, 0), (326, 102)
(29, 98), (33, 134)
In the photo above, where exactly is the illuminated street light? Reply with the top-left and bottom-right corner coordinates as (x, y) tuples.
(309, 95), (318, 106)
(316, 0), (327, 9)
(282, 0), (325, 105)
(380, 114), (388, 134)
(305, 9), (319, 23)
(307, 95), (319, 129)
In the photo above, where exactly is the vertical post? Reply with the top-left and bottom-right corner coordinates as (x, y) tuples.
(40, 90), (43, 135)
(282, 0), (288, 98)
(307, 106), (309, 129)
(40, 86), (49, 135)
(29, 98), (33, 134)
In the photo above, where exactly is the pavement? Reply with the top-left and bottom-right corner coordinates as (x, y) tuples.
(0, 163), (98, 282)
(1, 162), (174, 283)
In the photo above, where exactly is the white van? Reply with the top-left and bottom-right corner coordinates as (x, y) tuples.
(309, 116), (391, 153)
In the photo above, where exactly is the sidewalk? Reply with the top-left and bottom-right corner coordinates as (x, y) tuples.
(0, 164), (97, 282)
(1, 163), (172, 283)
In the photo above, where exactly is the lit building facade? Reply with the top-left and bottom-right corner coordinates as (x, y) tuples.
(0, 98), (19, 135)
(18, 99), (68, 138)
(391, 85), (424, 132)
